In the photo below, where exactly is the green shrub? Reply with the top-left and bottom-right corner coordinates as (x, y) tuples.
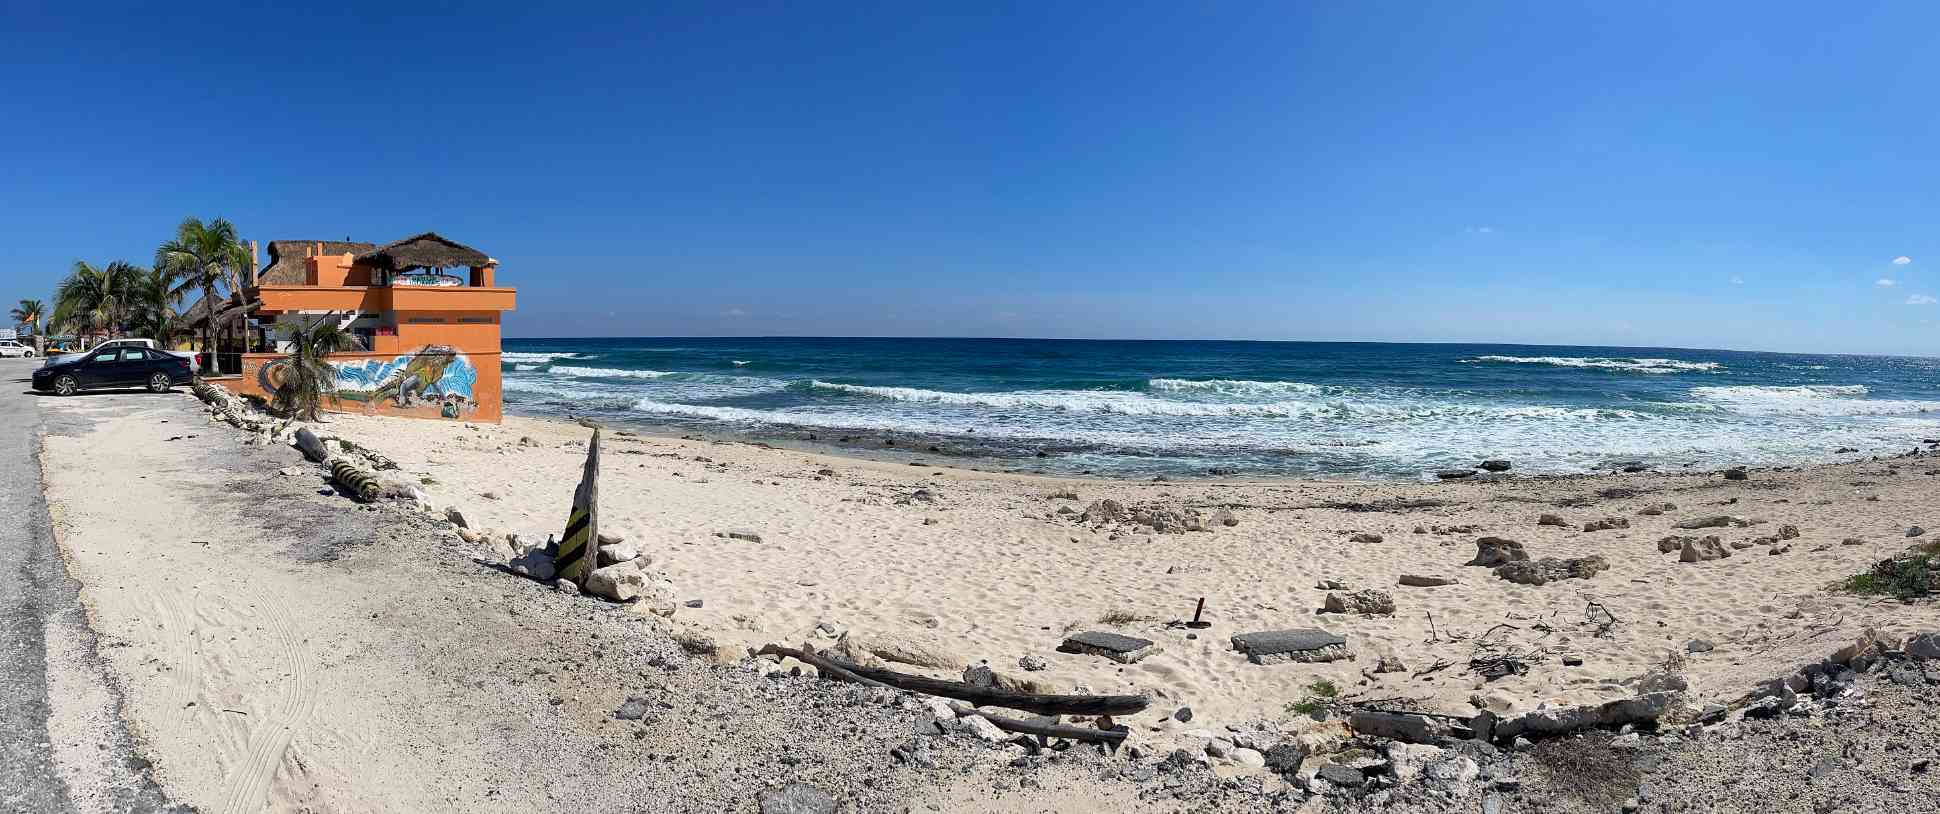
(1841, 554), (1935, 600)
(1285, 679), (1340, 716)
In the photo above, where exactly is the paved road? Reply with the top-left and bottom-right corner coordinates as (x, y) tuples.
(0, 358), (180, 813)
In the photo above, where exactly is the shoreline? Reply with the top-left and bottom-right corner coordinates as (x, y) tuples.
(508, 402), (1930, 487)
(317, 405), (1940, 757)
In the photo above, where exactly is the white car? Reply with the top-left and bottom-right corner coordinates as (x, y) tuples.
(44, 338), (197, 369)
(0, 339), (34, 358)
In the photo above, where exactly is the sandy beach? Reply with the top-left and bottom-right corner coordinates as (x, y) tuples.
(319, 409), (1940, 747)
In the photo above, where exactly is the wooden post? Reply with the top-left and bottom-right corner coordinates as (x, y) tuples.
(555, 428), (601, 586)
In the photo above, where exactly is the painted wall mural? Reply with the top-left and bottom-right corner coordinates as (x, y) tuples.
(257, 345), (480, 419)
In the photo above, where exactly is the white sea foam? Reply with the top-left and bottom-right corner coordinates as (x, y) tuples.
(1689, 384), (1940, 416)
(513, 364), (539, 371)
(1464, 355), (1721, 373)
(732, 360), (751, 366)
(1147, 378), (1325, 398)
(548, 365), (677, 379)
(501, 351), (589, 363)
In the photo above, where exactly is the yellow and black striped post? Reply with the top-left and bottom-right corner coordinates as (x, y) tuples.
(329, 457), (381, 502)
(555, 428), (602, 586)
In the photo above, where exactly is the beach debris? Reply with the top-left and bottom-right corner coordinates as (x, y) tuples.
(293, 427), (330, 463)
(720, 530), (763, 543)
(760, 642), (1146, 721)
(1465, 537), (1528, 567)
(327, 457), (381, 502)
(1537, 513), (1569, 527)
(1679, 536), (1733, 562)
(1674, 515), (1753, 530)
(1397, 574), (1458, 587)
(1321, 590), (1395, 615)
(1059, 631), (1161, 664)
(1437, 470), (1477, 480)
(1231, 629), (1351, 665)
(1779, 524), (1801, 540)
(1843, 537), (1866, 546)
(1047, 488), (1080, 500)
(1657, 535), (1702, 553)
(1080, 499), (1126, 524)
(1909, 526), (1927, 538)
(1581, 516), (1630, 532)
(1211, 508), (1239, 527)
(614, 696), (651, 720)
(1724, 467), (1749, 480)
(596, 542), (641, 567)
(834, 630), (965, 670)
(1183, 597), (1211, 629)
(1687, 639), (1716, 653)
(585, 561), (646, 602)
(1018, 655), (1048, 672)
(508, 549), (556, 581)
(756, 782), (837, 814)
(1492, 556), (1608, 586)
(553, 429), (602, 587)
(1478, 459), (1513, 472)
(1349, 532), (1384, 544)
(444, 507), (470, 528)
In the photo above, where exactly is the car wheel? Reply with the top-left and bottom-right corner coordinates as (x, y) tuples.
(148, 372), (172, 392)
(23, 351), (33, 357)
(53, 375), (78, 396)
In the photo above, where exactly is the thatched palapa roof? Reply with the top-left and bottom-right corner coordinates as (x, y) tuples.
(257, 240), (377, 286)
(356, 232), (491, 272)
(182, 295), (255, 329)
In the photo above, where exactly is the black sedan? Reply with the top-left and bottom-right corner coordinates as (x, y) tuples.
(32, 346), (192, 395)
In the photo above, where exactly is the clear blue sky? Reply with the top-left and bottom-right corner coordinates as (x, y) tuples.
(2, 2), (1935, 354)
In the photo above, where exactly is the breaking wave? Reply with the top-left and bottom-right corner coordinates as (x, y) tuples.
(1146, 378), (1325, 398)
(501, 351), (590, 363)
(1690, 384), (1940, 416)
(1464, 356), (1721, 373)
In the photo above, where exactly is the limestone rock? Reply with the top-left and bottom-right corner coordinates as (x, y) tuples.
(1674, 515), (1751, 530)
(959, 714), (1006, 743)
(1493, 556), (1608, 586)
(1679, 536), (1732, 562)
(757, 783), (837, 814)
(1080, 499), (1127, 524)
(597, 542), (642, 567)
(1478, 460), (1512, 472)
(1322, 589), (1395, 615)
(586, 561), (646, 602)
(1537, 513), (1569, 527)
(1349, 532), (1384, 544)
(1397, 574), (1457, 587)
(1466, 537), (1528, 567)
(1582, 516), (1630, 532)
(508, 549), (555, 581)
(1231, 629), (1351, 665)
(1018, 655), (1048, 671)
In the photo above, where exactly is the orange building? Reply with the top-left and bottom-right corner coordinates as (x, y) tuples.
(229, 233), (517, 422)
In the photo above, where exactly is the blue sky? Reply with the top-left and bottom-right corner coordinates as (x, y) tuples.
(1, 2), (1935, 354)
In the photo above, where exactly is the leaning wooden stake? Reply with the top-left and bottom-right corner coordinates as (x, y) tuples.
(755, 643), (1148, 717)
(555, 428), (601, 587)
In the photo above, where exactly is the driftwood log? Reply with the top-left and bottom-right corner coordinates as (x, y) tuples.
(756, 644), (1149, 717)
(756, 645), (1131, 746)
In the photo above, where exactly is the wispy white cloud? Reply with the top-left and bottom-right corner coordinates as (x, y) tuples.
(1465, 226), (1495, 235)
(1729, 275), (1744, 285)
(1906, 294), (1937, 306)
(1877, 278), (1898, 287)
(722, 307), (749, 318)
(1893, 256), (1913, 265)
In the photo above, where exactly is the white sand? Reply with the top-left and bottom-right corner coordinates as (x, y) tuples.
(323, 412), (1940, 744)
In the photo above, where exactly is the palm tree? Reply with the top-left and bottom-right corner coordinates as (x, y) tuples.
(272, 315), (362, 420)
(9, 298), (44, 353)
(50, 261), (142, 345)
(155, 217), (251, 371)
(127, 265), (186, 344)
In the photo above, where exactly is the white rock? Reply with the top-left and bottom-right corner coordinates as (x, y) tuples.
(597, 543), (642, 566)
(1383, 742), (1444, 783)
(1230, 747), (1266, 769)
(959, 715), (1006, 743)
(585, 562), (646, 602)
(924, 697), (958, 722)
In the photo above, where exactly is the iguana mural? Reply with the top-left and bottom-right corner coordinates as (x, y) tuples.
(259, 345), (479, 418)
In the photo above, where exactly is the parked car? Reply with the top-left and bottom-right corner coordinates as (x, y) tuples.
(43, 338), (197, 369)
(32, 346), (193, 395)
(0, 339), (34, 358)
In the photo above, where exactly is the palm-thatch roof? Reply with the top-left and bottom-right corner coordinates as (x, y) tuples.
(356, 232), (491, 272)
(258, 240), (377, 286)
(182, 294), (255, 329)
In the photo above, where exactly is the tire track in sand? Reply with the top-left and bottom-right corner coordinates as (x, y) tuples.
(216, 590), (317, 813)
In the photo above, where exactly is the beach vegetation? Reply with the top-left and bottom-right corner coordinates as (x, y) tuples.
(154, 216), (251, 367)
(1840, 553), (1936, 601)
(10, 298), (45, 352)
(1285, 679), (1340, 716)
(51, 260), (143, 342)
(272, 315), (362, 420)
